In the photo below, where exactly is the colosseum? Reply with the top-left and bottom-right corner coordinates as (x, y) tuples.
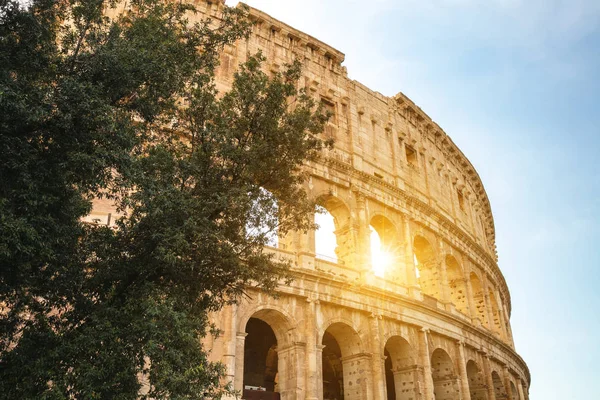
(92, 1), (531, 399)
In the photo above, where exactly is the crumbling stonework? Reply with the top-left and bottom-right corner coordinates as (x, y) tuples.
(89, 2), (531, 399)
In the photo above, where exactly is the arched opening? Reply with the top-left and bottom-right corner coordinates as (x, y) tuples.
(321, 322), (364, 400)
(370, 215), (400, 278)
(445, 255), (468, 315)
(315, 210), (337, 262)
(469, 273), (489, 327)
(414, 236), (441, 301)
(510, 381), (518, 400)
(430, 349), (460, 400)
(492, 371), (507, 400)
(384, 336), (417, 400)
(315, 196), (352, 265)
(488, 290), (503, 336)
(241, 309), (297, 400)
(243, 318), (279, 396)
(466, 360), (488, 400)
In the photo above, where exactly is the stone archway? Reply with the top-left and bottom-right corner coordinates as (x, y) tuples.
(430, 348), (460, 400)
(240, 308), (302, 400)
(321, 322), (368, 400)
(383, 336), (418, 400)
(466, 360), (488, 400)
(314, 195), (353, 265)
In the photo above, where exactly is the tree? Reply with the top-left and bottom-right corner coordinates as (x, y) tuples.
(0, 1), (329, 398)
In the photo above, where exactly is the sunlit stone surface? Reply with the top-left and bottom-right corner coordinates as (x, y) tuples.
(92, 2), (531, 399)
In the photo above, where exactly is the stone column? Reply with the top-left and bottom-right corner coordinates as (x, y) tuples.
(278, 343), (306, 400)
(417, 328), (435, 400)
(305, 297), (320, 400)
(502, 308), (515, 347)
(221, 305), (239, 400)
(438, 255), (452, 310)
(370, 313), (386, 400)
(516, 377), (526, 400)
(234, 332), (248, 393)
(354, 191), (371, 276)
(464, 273), (479, 326)
(224, 305), (238, 388)
(316, 344), (325, 400)
(481, 354), (496, 400)
(482, 280), (496, 334)
(502, 367), (514, 400)
(341, 353), (374, 400)
(402, 216), (420, 298)
(393, 366), (422, 400)
(494, 293), (508, 341)
(456, 341), (472, 400)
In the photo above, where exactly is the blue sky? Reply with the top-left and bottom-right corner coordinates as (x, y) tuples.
(228, 0), (600, 398)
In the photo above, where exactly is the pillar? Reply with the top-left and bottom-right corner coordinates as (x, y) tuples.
(354, 191), (371, 276)
(456, 341), (472, 400)
(403, 216), (420, 298)
(482, 280), (496, 335)
(481, 354), (496, 400)
(439, 255), (452, 310)
(516, 377), (526, 400)
(278, 343), (306, 400)
(224, 304), (238, 389)
(393, 365), (423, 400)
(464, 273), (479, 326)
(341, 353), (374, 400)
(234, 332), (247, 393)
(305, 297), (319, 400)
(418, 328), (435, 400)
(502, 367), (513, 400)
(316, 344), (325, 400)
(370, 314), (386, 400)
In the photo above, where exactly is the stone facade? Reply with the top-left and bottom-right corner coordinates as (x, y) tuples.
(90, 2), (531, 399)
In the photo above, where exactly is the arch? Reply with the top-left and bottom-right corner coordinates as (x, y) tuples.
(466, 360), (488, 400)
(238, 304), (298, 347)
(492, 371), (507, 399)
(488, 289), (503, 336)
(243, 318), (279, 393)
(469, 272), (489, 327)
(240, 307), (303, 399)
(384, 336), (417, 400)
(414, 235), (442, 301)
(315, 194), (352, 264)
(430, 348), (460, 400)
(445, 255), (469, 315)
(321, 322), (366, 400)
(370, 214), (401, 278)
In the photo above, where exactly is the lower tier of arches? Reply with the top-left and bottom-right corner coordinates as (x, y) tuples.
(205, 291), (529, 400)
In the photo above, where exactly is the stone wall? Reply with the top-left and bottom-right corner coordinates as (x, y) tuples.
(91, 1), (531, 399)
(195, 2), (530, 399)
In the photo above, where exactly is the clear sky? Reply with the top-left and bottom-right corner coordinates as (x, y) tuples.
(228, 0), (600, 398)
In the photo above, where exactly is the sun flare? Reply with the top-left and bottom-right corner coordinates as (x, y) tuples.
(370, 227), (391, 277)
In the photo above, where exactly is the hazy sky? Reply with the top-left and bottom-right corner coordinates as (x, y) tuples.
(228, 0), (600, 398)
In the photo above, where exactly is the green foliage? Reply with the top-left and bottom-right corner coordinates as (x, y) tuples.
(0, 0), (328, 398)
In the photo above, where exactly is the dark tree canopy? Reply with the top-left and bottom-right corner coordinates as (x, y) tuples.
(0, 0), (329, 398)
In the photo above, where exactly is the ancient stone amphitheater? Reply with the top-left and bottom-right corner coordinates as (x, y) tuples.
(92, 2), (531, 399)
